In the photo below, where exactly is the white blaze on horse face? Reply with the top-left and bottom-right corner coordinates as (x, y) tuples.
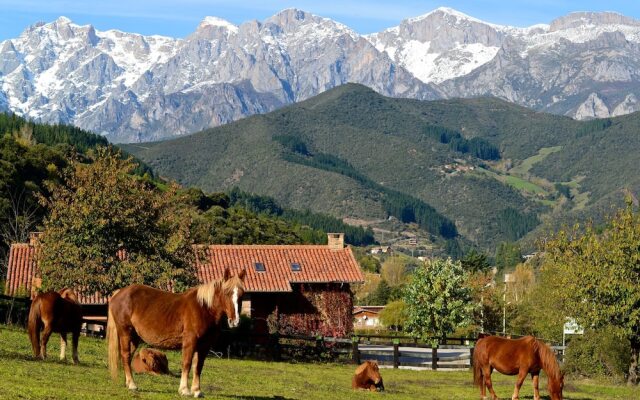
(229, 287), (240, 328)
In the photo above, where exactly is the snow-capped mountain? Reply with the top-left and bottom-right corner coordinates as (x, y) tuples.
(2, 7), (640, 142)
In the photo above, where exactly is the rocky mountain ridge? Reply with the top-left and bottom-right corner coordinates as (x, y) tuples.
(2, 7), (640, 141)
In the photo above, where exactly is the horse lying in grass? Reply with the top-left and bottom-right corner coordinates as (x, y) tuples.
(473, 335), (564, 400)
(352, 360), (384, 391)
(107, 268), (246, 398)
(132, 348), (170, 375)
(28, 288), (82, 364)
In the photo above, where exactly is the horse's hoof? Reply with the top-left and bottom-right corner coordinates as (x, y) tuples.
(127, 383), (138, 391)
(179, 388), (191, 396)
(193, 391), (204, 398)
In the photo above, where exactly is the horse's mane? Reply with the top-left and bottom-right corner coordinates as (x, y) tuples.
(58, 288), (79, 304)
(196, 276), (243, 308)
(532, 338), (561, 382)
(355, 361), (371, 376)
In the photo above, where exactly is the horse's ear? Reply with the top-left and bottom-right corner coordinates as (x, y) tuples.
(238, 269), (247, 281)
(223, 267), (231, 281)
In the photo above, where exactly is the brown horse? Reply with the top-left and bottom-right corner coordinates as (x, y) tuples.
(107, 268), (246, 397)
(352, 360), (385, 391)
(473, 335), (564, 400)
(28, 288), (82, 364)
(132, 348), (170, 375)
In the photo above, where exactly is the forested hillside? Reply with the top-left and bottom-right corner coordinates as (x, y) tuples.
(1, 113), (373, 280)
(125, 84), (640, 253)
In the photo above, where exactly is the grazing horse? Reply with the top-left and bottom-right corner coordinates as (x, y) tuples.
(28, 288), (82, 364)
(473, 335), (564, 400)
(107, 268), (246, 398)
(132, 348), (170, 375)
(352, 360), (385, 391)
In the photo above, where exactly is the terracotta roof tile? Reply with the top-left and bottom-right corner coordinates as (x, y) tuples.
(4, 243), (108, 304)
(195, 245), (364, 292)
(5, 242), (364, 301)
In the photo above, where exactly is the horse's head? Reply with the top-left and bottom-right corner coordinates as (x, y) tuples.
(58, 288), (79, 304)
(548, 371), (564, 400)
(220, 267), (246, 328)
(356, 361), (384, 391)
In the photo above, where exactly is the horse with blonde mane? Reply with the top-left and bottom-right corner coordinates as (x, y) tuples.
(107, 268), (246, 398)
(28, 288), (82, 364)
(473, 335), (564, 400)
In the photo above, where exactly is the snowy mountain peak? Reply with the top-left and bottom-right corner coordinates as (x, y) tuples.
(550, 11), (640, 31)
(53, 16), (73, 25)
(4, 7), (640, 142)
(199, 16), (238, 32)
(408, 7), (495, 26)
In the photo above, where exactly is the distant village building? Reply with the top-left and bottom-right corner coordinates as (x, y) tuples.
(5, 232), (363, 337)
(369, 246), (391, 255)
(353, 306), (385, 329)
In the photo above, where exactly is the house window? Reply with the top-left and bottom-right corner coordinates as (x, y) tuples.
(254, 262), (265, 272)
(291, 262), (301, 272)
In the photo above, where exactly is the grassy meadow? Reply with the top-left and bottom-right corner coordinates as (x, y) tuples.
(0, 326), (638, 399)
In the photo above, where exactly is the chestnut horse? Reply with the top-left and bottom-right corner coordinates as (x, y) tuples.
(132, 348), (170, 375)
(473, 335), (564, 400)
(352, 360), (384, 391)
(107, 268), (246, 397)
(28, 288), (82, 363)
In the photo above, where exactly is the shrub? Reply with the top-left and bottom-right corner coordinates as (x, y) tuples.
(564, 327), (630, 382)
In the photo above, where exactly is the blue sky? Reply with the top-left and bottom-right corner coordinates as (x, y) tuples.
(1, 0), (640, 40)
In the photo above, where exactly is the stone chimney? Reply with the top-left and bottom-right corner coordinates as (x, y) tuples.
(327, 233), (344, 250)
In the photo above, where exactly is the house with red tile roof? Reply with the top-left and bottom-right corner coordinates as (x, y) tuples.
(5, 232), (364, 337)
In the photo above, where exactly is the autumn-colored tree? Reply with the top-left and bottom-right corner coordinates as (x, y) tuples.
(404, 258), (474, 346)
(39, 147), (196, 296)
(381, 256), (408, 287)
(543, 200), (640, 385)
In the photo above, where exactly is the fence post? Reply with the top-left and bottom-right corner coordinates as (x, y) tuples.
(270, 333), (281, 361)
(316, 335), (323, 360)
(352, 336), (360, 365)
(393, 339), (400, 369)
(431, 346), (438, 370)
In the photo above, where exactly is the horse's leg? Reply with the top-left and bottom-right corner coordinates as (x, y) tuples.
(511, 369), (528, 400)
(480, 369), (487, 400)
(484, 367), (498, 400)
(71, 329), (80, 364)
(179, 338), (196, 396)
(59, 333), (67, 361)
(190, 346), (208, 398)
(118, 332), (137, 390)
(40, 322), (53, 360)
(531, 373), (540, 400)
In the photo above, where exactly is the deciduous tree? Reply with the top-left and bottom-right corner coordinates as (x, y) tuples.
(543, 200), (640, 385)
(39, 147), (196, 296)
(404, 258), (474, 346)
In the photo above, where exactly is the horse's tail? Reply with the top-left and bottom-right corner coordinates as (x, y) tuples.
(473, 339), (484, 387)
(27, 296), (42, 357)
(107, 304), (120, 380)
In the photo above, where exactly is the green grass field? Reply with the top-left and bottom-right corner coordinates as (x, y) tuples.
(510, 147), (563, 176)
(0, 326), (637, 399)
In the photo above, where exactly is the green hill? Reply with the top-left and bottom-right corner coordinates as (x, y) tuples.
(123, 84), (640, 252)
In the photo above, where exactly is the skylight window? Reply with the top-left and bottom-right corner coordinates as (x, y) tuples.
(291, 262), (301, 272)
(254, 262), (266, 272)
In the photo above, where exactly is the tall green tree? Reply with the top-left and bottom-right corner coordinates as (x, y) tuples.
(461, 249), (491, 273)
(543, 200), (640, 385)
(39, 147), (196, 296)
(404, 258), (474, 346)
(379, 300), (407, 331)
(494, 241), (522, 272)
